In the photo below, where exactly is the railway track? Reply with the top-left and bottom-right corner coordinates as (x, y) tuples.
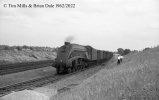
(0, 74), (58, 97)
(0, 62), (104, 97)
(0, 60), (54, 75)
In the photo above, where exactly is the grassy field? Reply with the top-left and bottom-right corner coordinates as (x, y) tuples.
(0, 50), (56, 65)
(53, 46), (159, 100)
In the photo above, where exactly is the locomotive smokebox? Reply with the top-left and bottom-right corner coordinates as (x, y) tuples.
(65, 42), (70, 45)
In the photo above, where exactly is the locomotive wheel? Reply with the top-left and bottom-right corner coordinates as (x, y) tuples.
(84, 62), (88, 68)
(81, 62), (85, 69)
(74, 65), (78, 72)
(67, 67), (72, 73)
(57, 67), (61, 74)
(57, 65), (64, 74)
(73, 67), (76, 72)
(77, 65), (80, 70)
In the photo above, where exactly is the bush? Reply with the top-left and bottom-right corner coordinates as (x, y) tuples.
(117, 48), (124, 55)
(117, 48), (131, 55)
(124, 49), (131, 55)
(16, 46), (22, 51)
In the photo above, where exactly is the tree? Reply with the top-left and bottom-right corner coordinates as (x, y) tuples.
(4, 45), (10, 50)
(143, 47), (150, 51)
(16, 46), (22, 51)
(22, 45), (29, 49)
(117, 48), (124, 55)
(124, 49), (131, 55)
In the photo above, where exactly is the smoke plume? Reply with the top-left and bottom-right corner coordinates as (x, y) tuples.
(65, 36), (74, 42)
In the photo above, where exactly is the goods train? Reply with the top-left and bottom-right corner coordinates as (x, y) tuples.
(52, 42), (113, 74)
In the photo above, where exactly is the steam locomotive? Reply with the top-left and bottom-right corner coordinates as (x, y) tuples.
(52, 42), (113, 74)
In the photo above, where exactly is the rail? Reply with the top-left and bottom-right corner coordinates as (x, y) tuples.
(0, 60), (54, 75)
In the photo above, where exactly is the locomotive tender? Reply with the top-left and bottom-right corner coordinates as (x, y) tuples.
(52, 42), (113, 74)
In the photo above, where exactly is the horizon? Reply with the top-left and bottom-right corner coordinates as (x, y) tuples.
(0, 42), (158, 52)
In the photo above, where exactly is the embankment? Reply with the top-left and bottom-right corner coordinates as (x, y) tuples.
(0, 50), (56, 65)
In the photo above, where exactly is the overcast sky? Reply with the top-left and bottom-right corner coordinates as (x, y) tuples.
(0, 0), (159, 51)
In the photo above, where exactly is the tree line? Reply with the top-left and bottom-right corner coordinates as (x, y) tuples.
(117, 46), (155, 56)
(0, 45), (58, 52)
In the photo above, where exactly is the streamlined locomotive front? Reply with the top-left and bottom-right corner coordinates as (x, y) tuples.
(53, 42), (70, 74)
(53, 42), (89, 74)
